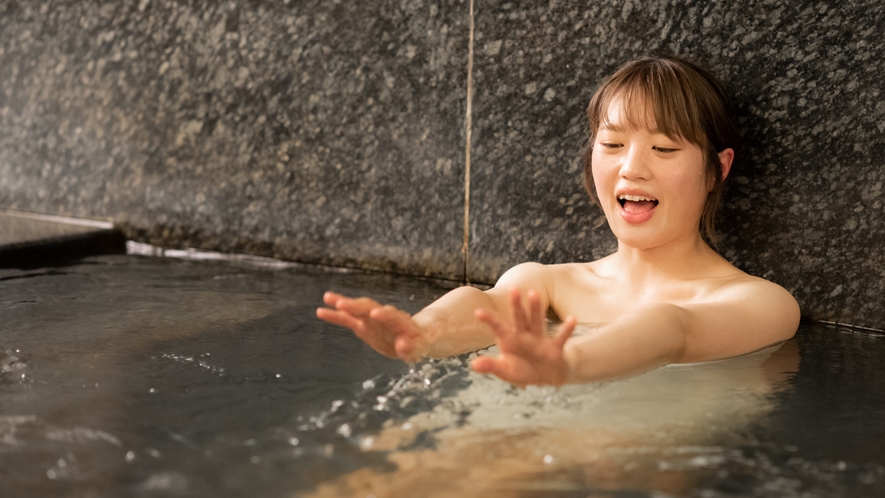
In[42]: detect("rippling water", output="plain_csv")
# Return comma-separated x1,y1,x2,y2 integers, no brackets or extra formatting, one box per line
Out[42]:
1,255,883,497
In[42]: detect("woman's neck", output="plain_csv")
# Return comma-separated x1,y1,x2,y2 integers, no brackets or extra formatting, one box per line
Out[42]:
611,233,726,283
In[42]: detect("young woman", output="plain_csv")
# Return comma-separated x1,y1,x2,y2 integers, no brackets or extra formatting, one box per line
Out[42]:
317,55,800,386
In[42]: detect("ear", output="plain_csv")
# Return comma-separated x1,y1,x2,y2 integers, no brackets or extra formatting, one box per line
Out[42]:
718,148,735,181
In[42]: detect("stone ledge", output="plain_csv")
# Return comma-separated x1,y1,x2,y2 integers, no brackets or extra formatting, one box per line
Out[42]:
0,210,125,268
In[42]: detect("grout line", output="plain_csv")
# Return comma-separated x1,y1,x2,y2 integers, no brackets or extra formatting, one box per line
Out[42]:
125,240,480,287
811,319,885,335
461,0,474,285
0,209,114,229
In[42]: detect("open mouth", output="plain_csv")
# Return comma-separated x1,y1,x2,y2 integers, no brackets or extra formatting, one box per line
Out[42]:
618,194,659,214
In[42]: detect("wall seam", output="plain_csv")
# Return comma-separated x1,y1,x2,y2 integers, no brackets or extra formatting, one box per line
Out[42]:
461,0,475,285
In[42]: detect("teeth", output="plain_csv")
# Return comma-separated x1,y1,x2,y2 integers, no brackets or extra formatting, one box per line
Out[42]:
618,194,656,202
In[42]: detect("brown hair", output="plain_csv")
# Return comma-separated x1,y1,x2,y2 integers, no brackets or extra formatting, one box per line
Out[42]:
583,55,740,247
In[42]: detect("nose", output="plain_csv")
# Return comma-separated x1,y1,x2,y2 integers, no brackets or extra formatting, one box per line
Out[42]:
619,146,651,181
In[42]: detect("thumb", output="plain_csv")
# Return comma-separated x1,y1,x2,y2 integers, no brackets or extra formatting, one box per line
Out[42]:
471,356,507,377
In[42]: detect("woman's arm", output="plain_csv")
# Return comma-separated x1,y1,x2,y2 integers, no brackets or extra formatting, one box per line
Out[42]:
317,263,555,362
474,278,800,384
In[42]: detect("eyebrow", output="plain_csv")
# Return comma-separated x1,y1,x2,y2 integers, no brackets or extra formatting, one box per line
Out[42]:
599,123,626,132
599,123,666,135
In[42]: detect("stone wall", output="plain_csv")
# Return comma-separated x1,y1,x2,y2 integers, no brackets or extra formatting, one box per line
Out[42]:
1,0,883,329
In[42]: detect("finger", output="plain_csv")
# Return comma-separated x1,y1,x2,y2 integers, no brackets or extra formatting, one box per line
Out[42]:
471,356,527,388
323,291,344,306
369,305,416,338
508,287,528,330
553,316,577,349
475,308,514,341
336,296,382,317
527,289,545,337
316,307,364,332
368,305,428,361
471,355,509,377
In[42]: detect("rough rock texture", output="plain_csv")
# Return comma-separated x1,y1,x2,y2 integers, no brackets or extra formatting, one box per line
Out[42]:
0,0,468,279
1,0,883,328
467,0,885,329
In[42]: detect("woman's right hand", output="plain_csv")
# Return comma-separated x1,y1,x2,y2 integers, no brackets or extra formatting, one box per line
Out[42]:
316,291,432,363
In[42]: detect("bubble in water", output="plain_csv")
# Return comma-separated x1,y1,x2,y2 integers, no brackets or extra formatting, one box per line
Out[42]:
337,424,352,438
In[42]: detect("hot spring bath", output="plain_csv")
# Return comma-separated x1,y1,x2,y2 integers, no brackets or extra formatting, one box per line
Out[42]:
1,253,883,497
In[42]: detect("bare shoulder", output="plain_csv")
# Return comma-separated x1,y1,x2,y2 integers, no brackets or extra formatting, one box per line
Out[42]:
713,272,799,313
492,262,591,310
494,261,551,288
680,272,801,361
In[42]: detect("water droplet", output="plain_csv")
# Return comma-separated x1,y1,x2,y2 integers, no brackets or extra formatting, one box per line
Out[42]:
360,437,374,450
275,373,281,378
362,379,375,390
46,469,57,479
402,423,413,430
288,437,299,446
837,460,847,471
149,388,156,393
57,458,66,468
125,451,135,462
543,454,554,464
337,424,352,438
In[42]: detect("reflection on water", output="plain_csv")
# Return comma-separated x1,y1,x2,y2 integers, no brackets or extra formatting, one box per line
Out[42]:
0,255,883,497
305,338,800,497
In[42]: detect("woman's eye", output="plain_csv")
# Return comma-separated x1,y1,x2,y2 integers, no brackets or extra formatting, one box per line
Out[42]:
600,143,622,149
653,146,679,153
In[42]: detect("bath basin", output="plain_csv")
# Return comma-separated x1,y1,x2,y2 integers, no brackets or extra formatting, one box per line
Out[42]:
1,253,883,497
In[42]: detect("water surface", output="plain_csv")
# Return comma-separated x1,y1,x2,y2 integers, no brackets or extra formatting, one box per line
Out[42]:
1,254,883,497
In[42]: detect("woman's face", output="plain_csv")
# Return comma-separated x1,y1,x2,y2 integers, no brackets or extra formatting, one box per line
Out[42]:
591,98,710,251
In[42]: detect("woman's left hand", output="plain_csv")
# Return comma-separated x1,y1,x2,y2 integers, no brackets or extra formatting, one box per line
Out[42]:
471,288,576,387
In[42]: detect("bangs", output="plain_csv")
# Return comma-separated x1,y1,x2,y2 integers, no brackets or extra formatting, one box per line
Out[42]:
590,60,711,149
583,55,741,249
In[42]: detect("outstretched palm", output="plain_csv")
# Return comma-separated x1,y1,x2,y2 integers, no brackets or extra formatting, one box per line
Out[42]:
471,288,576,387
316,291,430,363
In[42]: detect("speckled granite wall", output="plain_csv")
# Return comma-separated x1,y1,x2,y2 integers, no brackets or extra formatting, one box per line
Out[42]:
467,0,885,329
1,1,884,328
0,0,468,278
